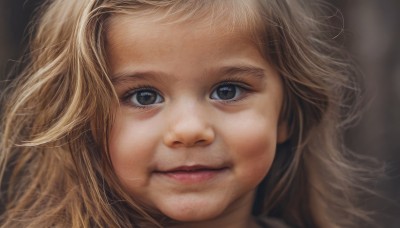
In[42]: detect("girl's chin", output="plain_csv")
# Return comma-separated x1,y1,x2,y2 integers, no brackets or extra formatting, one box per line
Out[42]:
156,199,227,222
162,207,224,222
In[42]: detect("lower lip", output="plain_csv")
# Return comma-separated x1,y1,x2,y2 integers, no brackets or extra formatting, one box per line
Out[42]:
156,169,227,184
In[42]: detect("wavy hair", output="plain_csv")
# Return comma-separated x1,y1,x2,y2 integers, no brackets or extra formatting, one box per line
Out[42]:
1,0,370,227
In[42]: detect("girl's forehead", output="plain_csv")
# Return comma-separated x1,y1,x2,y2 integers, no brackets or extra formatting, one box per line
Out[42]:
105,6,265,56
107,13,251,38
105,12,265,67
105,0,264,39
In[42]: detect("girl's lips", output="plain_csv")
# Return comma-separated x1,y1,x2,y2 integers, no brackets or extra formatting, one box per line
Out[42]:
155,165,228,184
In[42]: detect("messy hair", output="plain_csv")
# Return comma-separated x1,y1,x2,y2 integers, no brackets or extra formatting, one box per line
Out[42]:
1,0,369,227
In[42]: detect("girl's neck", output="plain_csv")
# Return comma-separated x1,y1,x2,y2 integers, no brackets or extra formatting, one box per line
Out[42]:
167,192,260,228
168,216,260,228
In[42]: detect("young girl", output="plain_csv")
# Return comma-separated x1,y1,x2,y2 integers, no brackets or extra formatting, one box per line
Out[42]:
0,0,370,227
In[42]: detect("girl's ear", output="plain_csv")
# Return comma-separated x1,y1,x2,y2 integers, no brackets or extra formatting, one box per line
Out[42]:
277,121,289,143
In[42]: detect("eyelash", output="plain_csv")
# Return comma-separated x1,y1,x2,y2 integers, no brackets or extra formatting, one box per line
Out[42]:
120,81,252,108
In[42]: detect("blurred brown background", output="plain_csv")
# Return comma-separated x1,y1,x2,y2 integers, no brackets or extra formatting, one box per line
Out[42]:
1,0,399,227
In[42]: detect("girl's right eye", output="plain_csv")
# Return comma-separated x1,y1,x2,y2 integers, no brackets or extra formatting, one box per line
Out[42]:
124,88,164,107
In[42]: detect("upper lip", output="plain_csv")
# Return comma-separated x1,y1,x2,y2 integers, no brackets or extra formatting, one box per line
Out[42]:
158,165,226,173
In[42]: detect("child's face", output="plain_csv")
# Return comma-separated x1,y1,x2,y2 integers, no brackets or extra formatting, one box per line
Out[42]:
107,13,287,225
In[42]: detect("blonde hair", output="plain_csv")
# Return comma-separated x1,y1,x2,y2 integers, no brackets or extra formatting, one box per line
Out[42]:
0,0,370,227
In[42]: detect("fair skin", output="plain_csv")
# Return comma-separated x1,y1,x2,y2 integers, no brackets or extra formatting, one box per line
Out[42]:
107,13,287,228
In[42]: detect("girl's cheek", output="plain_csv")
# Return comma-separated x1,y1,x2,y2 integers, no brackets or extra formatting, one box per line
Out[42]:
108,111,161,185
221,109,278,179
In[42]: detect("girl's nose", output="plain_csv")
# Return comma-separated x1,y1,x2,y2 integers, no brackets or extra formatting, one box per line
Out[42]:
163,105,215,148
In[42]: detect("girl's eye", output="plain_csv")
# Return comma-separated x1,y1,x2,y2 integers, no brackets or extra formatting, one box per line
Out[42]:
210,84,244,101
127,89,164,107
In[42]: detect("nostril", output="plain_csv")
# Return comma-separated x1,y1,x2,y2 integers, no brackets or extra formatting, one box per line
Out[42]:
171,140,184,147
164,131,215,148
170,139,207,147
195,139,208,146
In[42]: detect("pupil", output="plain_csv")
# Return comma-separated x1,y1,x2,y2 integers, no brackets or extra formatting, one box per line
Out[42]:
137,91,157,105
217,85,236,100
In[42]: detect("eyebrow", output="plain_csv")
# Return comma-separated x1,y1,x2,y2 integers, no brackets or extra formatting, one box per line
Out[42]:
111,65,266,86
216,65,266,79
111,71,168,86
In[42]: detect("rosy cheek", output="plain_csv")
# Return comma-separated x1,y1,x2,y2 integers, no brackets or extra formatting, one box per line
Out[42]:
238,133,275,179
224,112,277,181
108,113,158,187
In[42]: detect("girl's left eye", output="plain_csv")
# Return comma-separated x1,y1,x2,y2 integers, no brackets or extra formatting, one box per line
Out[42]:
125,89,164,107
210,83,246,101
